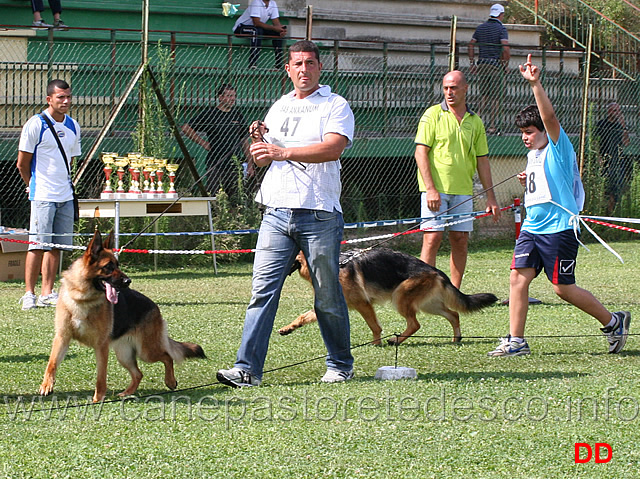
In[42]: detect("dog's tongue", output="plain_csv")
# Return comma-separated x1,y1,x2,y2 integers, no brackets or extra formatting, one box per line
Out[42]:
105,283,119,304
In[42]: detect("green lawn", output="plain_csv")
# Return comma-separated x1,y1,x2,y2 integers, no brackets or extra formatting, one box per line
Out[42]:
0,240,638,478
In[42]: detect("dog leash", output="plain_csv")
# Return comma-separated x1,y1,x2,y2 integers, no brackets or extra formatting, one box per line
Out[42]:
337,172,520,265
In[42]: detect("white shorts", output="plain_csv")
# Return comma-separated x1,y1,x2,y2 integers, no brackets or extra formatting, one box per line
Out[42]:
420,193,474,232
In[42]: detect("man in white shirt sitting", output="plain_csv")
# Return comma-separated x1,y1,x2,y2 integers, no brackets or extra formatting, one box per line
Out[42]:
233,0,287,68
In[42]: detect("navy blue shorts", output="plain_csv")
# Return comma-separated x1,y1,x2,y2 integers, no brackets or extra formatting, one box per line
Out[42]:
511,230,579,285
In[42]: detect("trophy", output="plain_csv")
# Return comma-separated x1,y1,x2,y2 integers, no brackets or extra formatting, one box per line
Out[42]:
166,163,179,198
141,157,155,197
128,159,143,198
100,152,117,199
149,166,157,198
114,157,129,198
155,159,167,197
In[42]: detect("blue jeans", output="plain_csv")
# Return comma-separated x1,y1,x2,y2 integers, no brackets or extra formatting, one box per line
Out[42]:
235,207,353,379
28,200,74,251
234,24,284,68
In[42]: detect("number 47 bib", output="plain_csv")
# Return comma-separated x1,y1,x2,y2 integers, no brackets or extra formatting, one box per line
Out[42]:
524,145,552,207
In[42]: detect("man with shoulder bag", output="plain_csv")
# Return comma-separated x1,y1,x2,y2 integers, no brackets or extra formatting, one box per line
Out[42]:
16,79,82,310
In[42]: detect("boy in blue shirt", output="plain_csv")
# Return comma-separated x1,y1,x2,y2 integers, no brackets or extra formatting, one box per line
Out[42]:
488,54,631,357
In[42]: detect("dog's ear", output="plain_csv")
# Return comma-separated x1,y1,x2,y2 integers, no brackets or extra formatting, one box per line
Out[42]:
102,231,115,250
87,228,103,261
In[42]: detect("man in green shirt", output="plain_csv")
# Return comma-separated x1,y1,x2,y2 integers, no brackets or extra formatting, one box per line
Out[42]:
414,70,501,288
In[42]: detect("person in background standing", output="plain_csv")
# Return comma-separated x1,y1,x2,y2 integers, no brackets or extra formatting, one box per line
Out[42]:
414,70,501,289
595,102,631,215
468,3,510,135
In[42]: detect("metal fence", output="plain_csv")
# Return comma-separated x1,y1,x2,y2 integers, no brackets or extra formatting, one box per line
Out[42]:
1,30,639,247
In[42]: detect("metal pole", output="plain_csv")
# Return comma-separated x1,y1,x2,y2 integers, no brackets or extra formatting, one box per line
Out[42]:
142,0,149,65
579,24,593,176
305,5,313,40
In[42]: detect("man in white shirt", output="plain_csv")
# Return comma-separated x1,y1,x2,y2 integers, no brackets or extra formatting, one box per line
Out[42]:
233,0,286,68
217,40,355,387
16,79,81,310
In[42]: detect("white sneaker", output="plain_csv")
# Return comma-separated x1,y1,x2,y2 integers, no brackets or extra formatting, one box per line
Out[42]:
601,311,631,354
37,291,58,307
321,369,354,383
487,336,531,357
32,20,53,29
19,292,37,311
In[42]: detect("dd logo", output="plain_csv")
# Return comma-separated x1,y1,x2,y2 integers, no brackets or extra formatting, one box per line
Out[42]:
574,443,612,464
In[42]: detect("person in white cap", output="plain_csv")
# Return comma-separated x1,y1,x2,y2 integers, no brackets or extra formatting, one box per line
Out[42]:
468,3,510,134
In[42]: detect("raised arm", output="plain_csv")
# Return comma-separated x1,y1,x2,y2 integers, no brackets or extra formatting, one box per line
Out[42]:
519,53,560,143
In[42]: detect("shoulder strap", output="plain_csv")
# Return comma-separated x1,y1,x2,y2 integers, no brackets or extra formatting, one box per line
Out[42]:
40,113,70,176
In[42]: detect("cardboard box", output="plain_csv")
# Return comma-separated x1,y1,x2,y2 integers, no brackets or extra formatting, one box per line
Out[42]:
0,230,29,282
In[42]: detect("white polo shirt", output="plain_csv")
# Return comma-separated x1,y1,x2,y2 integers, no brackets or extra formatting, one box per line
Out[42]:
19,111,82,202
233,0,280,30
256,85,354,212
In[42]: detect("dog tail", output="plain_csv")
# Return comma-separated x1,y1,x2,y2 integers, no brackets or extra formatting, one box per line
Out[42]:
167,338,206,362
445,283,498,313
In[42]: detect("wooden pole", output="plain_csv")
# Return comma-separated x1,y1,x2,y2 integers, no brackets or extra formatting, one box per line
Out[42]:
140,0,150,152
449,15,457,71
579,24,593,176
305,5,313,40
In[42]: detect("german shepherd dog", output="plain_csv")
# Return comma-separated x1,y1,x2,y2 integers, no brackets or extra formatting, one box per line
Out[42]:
40,230,205,402
279,248,497,345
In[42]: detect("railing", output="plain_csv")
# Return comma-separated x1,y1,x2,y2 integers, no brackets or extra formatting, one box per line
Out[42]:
516,0,640,79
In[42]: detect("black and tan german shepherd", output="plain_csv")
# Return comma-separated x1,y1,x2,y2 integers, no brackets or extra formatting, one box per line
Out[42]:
279,247,497,346
40,229,205,402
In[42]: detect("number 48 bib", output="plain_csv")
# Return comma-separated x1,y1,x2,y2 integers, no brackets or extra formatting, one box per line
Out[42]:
524,145,552,207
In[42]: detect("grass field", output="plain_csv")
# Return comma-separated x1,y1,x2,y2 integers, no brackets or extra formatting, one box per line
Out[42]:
0,239,638,478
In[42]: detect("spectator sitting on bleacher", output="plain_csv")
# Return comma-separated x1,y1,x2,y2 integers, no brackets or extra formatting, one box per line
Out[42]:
233,0,286,69
31,0,68,30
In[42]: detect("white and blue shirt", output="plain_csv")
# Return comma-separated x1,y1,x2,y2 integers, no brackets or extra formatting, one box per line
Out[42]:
233,0,280,30
257,85,354,213
19,111,82,202
523,127,585,234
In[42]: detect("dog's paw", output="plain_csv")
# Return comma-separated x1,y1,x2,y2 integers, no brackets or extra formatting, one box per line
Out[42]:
39,381,54,396
165,379,178,390
278,327,293,336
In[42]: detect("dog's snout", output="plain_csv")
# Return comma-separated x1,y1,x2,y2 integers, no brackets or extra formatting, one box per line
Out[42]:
288,259,302,276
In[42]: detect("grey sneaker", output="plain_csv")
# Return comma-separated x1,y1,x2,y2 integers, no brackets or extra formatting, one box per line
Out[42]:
32,20,53,29
321,369,354,383
601,311,631,354
19,292,38,311
53,19,68,31
216,367,261,388
37,291,58,307
488,336,531,357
